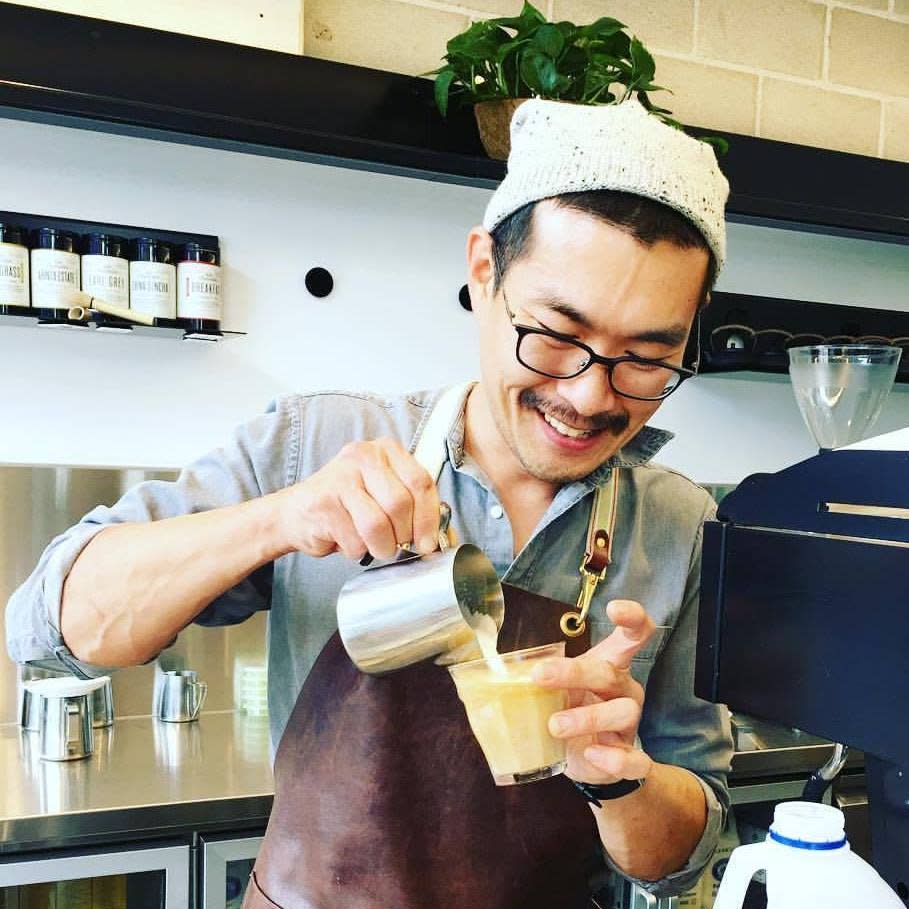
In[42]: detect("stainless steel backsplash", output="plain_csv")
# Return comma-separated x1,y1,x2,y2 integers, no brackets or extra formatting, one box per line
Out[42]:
0,466,267,726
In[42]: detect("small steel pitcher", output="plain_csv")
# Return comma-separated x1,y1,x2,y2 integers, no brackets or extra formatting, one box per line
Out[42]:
20,669,114,731
337,537,505,675
23,676,111,761
154,669,208,723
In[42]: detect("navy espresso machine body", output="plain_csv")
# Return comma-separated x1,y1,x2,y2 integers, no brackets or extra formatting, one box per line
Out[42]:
696,446,909,896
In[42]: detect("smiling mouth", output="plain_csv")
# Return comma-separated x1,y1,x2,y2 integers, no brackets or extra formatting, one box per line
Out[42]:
540,410,600,439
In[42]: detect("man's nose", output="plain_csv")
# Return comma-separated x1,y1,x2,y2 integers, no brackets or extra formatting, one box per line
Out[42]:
554,366,619,419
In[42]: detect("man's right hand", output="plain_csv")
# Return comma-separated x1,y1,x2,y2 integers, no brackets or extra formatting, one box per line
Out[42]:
275,438,441,561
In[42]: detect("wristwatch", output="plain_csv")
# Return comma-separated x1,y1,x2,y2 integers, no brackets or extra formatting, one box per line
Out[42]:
571,778,644,807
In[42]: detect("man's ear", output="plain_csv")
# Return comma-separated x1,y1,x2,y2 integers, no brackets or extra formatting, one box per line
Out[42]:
465,226,495,312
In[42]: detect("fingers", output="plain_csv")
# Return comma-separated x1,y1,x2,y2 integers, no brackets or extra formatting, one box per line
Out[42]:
549,696,640,739
320,439,439,559
587,599,656,671
533,655,627,698
581,744,654,782
339,485,397,560
357,450,419,554
380,441,440,554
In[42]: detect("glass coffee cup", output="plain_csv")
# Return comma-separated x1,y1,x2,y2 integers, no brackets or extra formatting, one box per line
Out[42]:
448,642,568,786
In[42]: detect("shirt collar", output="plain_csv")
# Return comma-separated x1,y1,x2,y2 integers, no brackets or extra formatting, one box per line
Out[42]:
584,424,674,486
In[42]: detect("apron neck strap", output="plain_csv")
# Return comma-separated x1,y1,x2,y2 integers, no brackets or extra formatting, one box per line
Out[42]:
411,382,475,482
561,469,621,638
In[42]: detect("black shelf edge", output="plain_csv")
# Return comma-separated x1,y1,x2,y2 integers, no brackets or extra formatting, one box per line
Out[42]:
0,210,218,251
1,3,908,242
0,311,244,342
697,290,909,383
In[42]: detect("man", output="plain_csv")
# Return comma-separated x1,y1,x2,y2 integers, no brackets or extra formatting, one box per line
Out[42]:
7,99,732,907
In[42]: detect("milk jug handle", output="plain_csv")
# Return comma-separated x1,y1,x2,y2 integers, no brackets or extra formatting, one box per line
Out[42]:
712,842,767,909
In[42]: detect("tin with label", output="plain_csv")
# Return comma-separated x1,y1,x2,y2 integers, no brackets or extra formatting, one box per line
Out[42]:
31,227,80,317
81,233,129,307
130,237,176,319
0,223,30,313
177,242,222,334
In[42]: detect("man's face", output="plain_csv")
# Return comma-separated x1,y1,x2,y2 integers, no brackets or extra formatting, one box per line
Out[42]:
467,200,709,485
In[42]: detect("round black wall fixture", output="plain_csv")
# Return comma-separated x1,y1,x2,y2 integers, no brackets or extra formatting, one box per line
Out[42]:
458,284,472,311
305,267,334,298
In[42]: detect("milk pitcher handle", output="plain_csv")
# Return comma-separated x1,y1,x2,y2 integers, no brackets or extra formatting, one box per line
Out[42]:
713,842,767,909
191,681,208,720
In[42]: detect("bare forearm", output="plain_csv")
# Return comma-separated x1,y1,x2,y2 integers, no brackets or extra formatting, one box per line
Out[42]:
591,763,707,881
61,494,291,666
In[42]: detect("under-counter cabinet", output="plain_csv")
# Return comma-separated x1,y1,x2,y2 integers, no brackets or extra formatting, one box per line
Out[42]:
199,835,263,909
0,843,190,908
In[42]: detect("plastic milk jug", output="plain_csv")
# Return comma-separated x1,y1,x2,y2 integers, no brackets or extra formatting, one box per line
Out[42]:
714,802,904,909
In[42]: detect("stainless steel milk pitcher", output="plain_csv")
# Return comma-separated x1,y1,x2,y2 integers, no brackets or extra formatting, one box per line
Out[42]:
23,676,111,761
155,669,208,723
337,540,505,675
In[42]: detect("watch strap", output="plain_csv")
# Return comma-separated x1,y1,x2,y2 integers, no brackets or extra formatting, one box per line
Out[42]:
571,777,643,807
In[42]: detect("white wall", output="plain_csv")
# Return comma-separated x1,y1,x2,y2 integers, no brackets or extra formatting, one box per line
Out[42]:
3,0,303,52
1,115,908,483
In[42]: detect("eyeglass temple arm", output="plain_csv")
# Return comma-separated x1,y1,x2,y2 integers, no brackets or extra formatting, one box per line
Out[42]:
687,315,703,373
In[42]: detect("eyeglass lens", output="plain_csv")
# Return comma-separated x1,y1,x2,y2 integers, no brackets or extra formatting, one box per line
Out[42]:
517,332,683,399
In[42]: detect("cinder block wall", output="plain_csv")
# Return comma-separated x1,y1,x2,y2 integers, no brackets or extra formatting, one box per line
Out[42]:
304,0,909,163
11,0,909,161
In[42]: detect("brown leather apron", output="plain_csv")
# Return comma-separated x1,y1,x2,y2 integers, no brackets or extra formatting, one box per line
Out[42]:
244,582,601,909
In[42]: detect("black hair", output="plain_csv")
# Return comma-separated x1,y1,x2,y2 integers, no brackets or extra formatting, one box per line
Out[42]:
490,191,717,306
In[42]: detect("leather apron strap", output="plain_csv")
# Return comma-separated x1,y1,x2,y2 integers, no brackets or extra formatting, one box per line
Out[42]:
411,382,474,482
561,470,621,638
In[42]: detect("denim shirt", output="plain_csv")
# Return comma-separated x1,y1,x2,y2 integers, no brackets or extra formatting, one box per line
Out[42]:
6,385,733,896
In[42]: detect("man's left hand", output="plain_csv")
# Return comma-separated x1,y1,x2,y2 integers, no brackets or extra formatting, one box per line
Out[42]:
532,599,655,786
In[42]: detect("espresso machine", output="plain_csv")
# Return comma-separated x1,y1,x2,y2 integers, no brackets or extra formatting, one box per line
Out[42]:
696,345,909,900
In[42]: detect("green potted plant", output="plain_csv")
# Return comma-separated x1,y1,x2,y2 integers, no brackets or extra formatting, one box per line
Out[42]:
428,1,726,160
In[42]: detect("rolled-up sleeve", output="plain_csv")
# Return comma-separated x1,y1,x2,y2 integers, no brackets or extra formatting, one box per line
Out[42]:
606,506,733,897
5,398,296,678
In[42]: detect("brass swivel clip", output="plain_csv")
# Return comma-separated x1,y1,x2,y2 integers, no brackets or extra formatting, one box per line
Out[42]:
560,534,609,638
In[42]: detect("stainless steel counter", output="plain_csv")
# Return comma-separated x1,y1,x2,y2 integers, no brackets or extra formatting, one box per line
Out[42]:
1,707,862,855
0,711,274,854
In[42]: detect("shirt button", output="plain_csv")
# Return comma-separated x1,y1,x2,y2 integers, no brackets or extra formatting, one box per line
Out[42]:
490,505,504,519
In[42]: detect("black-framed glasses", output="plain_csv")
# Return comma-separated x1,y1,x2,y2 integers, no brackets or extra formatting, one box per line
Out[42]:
502,286,698,402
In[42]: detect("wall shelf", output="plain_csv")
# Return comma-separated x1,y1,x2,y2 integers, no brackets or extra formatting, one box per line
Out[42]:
0,312,244,342
0,3,908,245
695,291,909,382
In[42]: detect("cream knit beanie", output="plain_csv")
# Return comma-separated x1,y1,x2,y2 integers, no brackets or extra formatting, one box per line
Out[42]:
482,98,730,270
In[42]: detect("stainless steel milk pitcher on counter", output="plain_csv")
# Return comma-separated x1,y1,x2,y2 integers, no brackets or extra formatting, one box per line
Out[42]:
22,675,111,761
154,669,208,722
337,503,505,675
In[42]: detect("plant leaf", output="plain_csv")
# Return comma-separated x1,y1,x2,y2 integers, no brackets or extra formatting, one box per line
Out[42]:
554,20,576,38
580,16,626,39
519,1,547,24
629,36,655,84
699,135,730,156
447,21,509,62
636,91,674,116
492,1,546,32
657,114,685,131
559,45,588,76
533,22,565,58
587,31,631,60
433,68,457,117
496,36,530,61
520,48,560,95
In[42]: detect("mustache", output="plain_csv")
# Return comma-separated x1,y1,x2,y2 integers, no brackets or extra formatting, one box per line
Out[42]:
519,389,630,435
